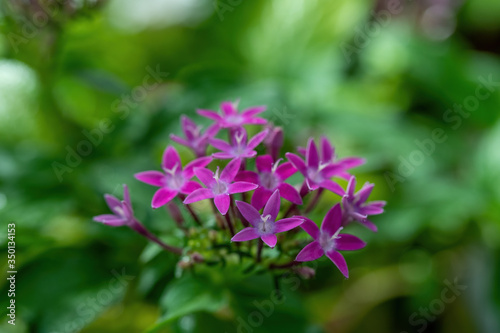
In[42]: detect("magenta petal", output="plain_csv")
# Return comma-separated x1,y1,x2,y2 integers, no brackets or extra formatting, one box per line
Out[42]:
320,136,334,162
228,182,258,194
184,157,212,178
134,171,164,187
300,218,320,240
180,181,202,194
123,184,131,208
295,241,324,262
320,165,344,178
321,204,342,237
221,101,237,115
320,179,345,196
263,189,281,221
152,188,177,208
93,214,126,226
197,109,222,121
214,194,230,215
339,157,366,169
251,187,272,210
359,205,384,215
170,134,190,147
360,219,378,232
275,162,297,180
346,176,356,197
231,227,260,242
194,168,215,187
326,250,349,278
286,153,307,174
246,117,267,125
306,138,319,169
236,200,261,226
336,234,366,251
210,138,232,152
220,158,241,182
261,234,277,248
213,152,235,159
278,183,302,205
205,123,220,138
297,146,306,156
242,106,266,117
183,188,214,204
357,183,374,203
235,171,259,184
162,146,181,170
274,217,303,233
104,194,122,215
247,130,269,150
256,155,273,172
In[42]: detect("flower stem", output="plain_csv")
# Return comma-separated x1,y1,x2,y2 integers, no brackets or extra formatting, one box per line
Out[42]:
269,260,298,269
283,203,298,218
131,220,182,255
224,211,235,237
305,188,324,214
256,239,263,263
178,194,203,227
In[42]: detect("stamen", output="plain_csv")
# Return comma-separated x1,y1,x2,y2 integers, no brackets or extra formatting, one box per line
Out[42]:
332,226,343,239
235,131,245,146
164,163,180,176
213,166,220,183
271,158,283,173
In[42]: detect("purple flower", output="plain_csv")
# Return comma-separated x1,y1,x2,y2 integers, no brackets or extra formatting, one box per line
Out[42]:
295,204,366,278
210,127,269,159
170,115,219,157
263,126,283,161
197,101,267,128
93,184,136,227
135,146,212,209
286,138,345,196
235,155,302,210
341,176,386,232
183,158,258,215
231,190,304,248
297,136,365,180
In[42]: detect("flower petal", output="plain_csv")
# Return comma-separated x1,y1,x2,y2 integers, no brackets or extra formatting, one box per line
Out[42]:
274,217,303,233
251,187,272,210
320,179,345,196
285,153,307,174
320,136,334,162
197,109,222,121
300,218,320,240
245,117,267,125
184,157,212,178
93,214,127,226
214,194,230,215
360,219,378,232
180,180,202,194
104,194,122,215
247,129,269,150
339,157,366,169
170,134,190,147
213,152,236,159
256,155,273,172
231,227,260,242
235,171,259,184
210,138,232,152
221,101,237,116
194,168,215,187
295,241,324,262
181,115,197,139
220,158,241,182
278,183,302,205
357,183,374,203
228,182,258,194
236,200,261,226
263,189,281,222
242,105,266,117
359,204,385,215
306,138,319,169
346,176,356,197
134,171,164,187
336,234,366,251
152,188,177,208
261,234,277,248
162,146,181,170
123,184,131,208
183,188,214,204
275,162,297,180
321,203,342,237
326,250,349,278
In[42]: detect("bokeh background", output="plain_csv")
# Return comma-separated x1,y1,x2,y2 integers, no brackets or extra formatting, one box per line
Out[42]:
1,0,500,332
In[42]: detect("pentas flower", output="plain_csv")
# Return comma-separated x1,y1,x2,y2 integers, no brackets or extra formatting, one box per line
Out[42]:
210,127,269,159
263,125,283,161
235,155,302,210
297,136,365,180
341,176,386,232
231,190,304,248
134,146,212,208
296,204,366,278
286,138,345,196
94,184,136,227
170,115,219,157
197,101,267,128
184,158,258,215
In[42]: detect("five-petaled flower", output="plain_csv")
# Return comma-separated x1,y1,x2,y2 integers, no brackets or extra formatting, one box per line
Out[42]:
197,101,267,128
170,115,219,157
231,190,304,248
210,127,269,160
295,204,366,278
183,158,258,215
93,184,136,227
286,138,346,196
341,176,386,232
134,146,212,209
236,155,302,210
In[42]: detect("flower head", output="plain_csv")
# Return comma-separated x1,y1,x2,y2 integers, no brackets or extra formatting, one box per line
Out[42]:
93,184,135,227
170,115,219,157
295,204,366,278
210,127,269,160
197,101,267,129
134,146,212,208
286,138,346,196
232,190,304,248
341,176,386,232
235,155,302,210
183,158,258,215
263,126,284,161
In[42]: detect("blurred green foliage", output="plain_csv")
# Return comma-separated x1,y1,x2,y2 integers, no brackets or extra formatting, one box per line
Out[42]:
0,0,499,332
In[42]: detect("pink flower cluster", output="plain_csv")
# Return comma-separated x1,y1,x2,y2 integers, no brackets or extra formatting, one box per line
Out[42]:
94,101,385,278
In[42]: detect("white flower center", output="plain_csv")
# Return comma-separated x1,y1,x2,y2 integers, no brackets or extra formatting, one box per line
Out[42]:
319,227,343,252
212,167,228,194
257,214,274,235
